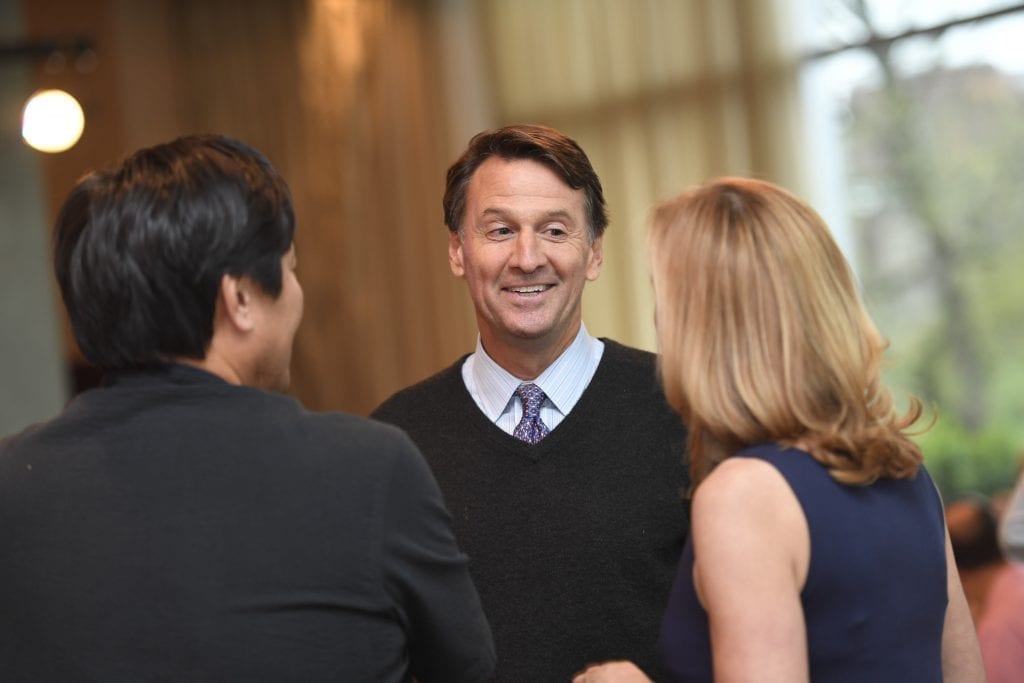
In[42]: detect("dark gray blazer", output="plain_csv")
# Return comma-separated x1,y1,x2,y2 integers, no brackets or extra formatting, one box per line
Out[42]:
0,363,494,682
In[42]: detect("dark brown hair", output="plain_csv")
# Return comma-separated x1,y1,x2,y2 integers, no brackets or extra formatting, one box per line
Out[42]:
443,124,608,240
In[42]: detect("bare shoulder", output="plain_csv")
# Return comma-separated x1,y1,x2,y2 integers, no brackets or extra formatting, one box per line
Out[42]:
691,454,809,591
692,456,795,521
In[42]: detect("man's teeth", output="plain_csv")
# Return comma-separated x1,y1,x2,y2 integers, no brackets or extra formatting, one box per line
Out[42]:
511,285,548,293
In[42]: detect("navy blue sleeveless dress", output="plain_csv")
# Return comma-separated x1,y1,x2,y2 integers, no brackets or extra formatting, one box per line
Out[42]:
659,443,947,682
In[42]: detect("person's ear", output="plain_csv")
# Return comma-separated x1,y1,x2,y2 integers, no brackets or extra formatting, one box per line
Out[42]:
585,236,604,282
449,230,466,277
218,273,257,333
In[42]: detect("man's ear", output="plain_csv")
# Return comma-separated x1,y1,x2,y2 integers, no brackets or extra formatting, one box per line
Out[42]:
448,230,465,277
585,236,604,282
218,273,257,333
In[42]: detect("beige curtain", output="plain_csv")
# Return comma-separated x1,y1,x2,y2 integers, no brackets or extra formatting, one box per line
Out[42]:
153,0,804,405
102,0,479,415
473,0,805,352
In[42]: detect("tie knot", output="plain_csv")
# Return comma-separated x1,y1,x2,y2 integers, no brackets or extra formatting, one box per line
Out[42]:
516,383,546,418
513,383,550,444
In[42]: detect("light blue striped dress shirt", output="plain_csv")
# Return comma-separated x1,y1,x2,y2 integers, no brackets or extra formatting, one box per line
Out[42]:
461,324,605,435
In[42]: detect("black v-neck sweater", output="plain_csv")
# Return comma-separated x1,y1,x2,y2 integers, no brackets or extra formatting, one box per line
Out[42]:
372,340,690,682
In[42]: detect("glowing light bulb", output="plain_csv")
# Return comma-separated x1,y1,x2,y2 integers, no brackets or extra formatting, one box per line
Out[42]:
21,89,85,153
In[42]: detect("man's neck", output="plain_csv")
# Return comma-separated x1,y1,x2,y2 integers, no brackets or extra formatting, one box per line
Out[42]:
176,349,244,386
480,326,581,381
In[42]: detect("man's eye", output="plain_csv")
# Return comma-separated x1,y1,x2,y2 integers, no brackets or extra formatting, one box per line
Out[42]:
489,226,513,237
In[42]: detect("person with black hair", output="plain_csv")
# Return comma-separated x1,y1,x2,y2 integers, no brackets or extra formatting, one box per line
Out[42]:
947,494,1007,624
948,493,1024,682
0,134,494,682
372,125,689,682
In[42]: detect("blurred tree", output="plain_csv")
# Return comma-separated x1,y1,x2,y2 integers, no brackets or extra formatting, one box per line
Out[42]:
835,0,1024,496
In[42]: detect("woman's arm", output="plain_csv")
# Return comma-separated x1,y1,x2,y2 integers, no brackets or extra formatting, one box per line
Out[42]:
940,522,987,682
691,457,810,683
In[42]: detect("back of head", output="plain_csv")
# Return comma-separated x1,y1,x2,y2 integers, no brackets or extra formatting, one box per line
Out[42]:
948,495,1004,569
54,134,295,372
649,177,923,485
442,123,608,240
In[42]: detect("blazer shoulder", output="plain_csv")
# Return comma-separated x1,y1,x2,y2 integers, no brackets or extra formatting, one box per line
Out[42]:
303,407,417,451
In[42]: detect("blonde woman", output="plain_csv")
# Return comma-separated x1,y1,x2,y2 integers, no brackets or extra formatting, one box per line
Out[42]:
574,178,984,682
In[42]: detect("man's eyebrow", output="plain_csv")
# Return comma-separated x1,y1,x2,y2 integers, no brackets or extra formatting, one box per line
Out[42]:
480,207,512,220
480,207,575,223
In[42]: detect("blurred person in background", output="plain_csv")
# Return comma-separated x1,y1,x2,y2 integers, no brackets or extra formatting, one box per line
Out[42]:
947,494,1008,625
974,464,1024,683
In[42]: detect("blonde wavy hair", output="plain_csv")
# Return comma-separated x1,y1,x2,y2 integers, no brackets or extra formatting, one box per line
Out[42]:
649,177,925,487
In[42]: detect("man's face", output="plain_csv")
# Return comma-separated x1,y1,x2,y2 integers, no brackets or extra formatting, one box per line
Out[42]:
449,157,603,366
251,243,304,392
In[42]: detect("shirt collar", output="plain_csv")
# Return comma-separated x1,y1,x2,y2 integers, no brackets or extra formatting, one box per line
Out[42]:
469,324,600,420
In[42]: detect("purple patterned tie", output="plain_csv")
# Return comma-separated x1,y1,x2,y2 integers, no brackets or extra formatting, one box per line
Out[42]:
513,383,550,444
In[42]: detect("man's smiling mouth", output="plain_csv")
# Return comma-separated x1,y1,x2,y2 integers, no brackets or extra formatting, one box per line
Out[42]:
507,284,554,294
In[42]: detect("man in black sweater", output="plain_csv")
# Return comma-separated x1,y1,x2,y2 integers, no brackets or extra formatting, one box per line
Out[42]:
0,135,494,682
372,124,689,681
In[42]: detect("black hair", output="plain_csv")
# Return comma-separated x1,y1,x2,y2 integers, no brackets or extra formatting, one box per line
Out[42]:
442,124,608,240
53,134,295,371
948,494,1004,569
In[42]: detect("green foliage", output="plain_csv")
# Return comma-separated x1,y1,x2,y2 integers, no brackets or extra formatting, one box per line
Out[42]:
915,416,1023,501
844,64,1024,502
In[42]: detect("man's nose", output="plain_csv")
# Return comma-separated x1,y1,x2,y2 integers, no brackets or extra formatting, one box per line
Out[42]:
510,230,546,272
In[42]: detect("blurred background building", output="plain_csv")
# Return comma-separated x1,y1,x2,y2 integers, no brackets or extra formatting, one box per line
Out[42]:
2,0,1022,500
